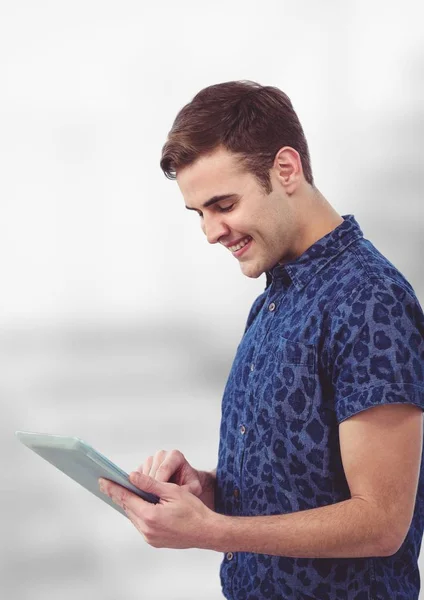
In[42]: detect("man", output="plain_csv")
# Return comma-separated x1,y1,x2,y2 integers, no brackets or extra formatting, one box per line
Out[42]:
99,81,424,599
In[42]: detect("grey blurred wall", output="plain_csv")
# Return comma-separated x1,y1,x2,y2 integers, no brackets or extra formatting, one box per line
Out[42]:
1,1,424,598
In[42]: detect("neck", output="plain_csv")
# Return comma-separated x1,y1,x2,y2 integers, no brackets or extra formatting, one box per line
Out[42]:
291,188,344,259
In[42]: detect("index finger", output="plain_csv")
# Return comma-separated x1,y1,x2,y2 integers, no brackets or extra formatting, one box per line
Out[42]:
154,451,185,483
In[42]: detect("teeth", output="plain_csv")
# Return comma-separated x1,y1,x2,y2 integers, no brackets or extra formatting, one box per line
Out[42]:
229,237,251,252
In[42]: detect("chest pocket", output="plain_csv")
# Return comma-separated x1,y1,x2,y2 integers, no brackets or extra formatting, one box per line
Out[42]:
253,336,317,424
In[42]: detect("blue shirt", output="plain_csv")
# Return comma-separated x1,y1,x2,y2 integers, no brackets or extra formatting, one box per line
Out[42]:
215,215,424,600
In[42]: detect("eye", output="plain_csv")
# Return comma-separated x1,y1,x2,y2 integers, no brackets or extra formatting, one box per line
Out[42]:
217,204,234,213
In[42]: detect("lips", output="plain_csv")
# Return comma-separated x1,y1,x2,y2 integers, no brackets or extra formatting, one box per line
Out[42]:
232,237,253,259
226,236,252,253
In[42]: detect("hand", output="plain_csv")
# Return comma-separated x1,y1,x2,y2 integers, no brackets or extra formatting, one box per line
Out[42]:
138,449,203,497
99,472,218,549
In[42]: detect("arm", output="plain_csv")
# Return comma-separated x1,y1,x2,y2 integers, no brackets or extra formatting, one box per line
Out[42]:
100,404,422,555
208,403,422,558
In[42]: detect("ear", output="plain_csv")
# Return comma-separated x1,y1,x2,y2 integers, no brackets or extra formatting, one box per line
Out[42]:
272,146,302,194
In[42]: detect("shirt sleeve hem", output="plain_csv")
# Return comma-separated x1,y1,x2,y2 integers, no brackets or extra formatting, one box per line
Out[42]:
336,383,424,423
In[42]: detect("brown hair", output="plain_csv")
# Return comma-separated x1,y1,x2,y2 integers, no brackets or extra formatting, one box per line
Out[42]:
160,80,314,193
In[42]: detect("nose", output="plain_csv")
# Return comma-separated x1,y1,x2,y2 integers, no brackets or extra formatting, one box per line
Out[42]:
202,214,230,244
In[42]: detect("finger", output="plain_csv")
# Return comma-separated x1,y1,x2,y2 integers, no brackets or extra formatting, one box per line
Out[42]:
137,456,153,476
155,450,185,483
99,477,155,521
99,478,139,509
149,450,167,479
99,477,118,496
129,471,172,500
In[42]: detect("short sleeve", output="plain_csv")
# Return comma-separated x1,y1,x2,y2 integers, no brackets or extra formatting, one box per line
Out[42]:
326,278,424,423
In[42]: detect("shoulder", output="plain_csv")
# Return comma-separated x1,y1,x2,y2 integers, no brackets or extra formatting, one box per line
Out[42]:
329,237,421,320
320,243,424,379
326,273,424,360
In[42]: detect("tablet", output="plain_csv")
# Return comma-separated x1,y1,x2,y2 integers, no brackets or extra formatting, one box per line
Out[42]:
15,431,160,518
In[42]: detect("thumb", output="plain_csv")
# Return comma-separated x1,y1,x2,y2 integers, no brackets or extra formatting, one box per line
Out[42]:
183,479,202,496
129,471,171,498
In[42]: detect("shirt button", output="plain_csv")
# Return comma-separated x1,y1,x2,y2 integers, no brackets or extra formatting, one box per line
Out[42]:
233,488,240,499
240,425,246,435
268,302,276,312
226,552,234,561
250,363,255,372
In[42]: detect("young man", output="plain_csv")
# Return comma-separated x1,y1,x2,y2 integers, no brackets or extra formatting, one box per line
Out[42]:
99,81,424,599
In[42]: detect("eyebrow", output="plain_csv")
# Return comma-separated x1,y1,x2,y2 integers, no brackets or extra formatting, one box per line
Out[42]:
185,193,241,211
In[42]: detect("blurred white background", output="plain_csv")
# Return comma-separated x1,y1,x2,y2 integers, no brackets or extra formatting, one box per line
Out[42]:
1,0,424,598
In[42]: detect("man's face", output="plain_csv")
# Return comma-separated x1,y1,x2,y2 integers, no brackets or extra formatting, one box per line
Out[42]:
176,146,298,278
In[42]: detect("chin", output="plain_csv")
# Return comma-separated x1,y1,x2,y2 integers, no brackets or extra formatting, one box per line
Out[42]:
240,262,264,279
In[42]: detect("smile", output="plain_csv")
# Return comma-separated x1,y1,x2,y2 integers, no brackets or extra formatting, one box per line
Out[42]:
228,236,252,253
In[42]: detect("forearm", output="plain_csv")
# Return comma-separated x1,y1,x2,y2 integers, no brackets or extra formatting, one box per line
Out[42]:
208,497,398,558
198,468,216,511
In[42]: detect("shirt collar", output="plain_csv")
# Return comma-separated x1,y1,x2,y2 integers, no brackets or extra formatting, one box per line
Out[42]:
266,214,364,291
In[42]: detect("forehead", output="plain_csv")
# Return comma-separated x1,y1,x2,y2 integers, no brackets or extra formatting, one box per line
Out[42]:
176,147,251,206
